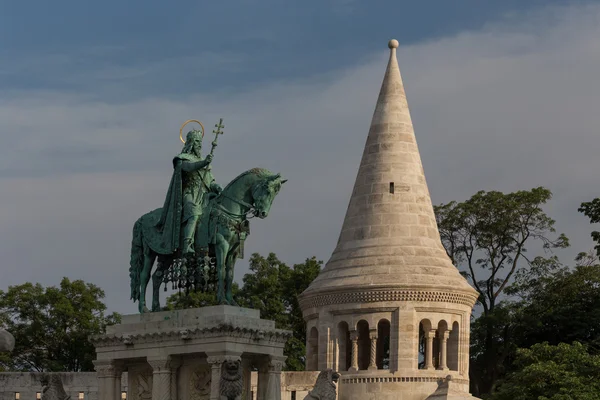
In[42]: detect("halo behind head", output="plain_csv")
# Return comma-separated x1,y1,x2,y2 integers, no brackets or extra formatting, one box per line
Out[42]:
179,119,205,143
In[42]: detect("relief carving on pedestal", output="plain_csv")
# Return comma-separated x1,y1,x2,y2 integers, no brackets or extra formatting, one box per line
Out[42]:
189,366,211,400
136,372,153,400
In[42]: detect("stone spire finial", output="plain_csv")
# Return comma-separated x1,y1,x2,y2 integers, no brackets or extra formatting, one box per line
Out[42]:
300,40,477,301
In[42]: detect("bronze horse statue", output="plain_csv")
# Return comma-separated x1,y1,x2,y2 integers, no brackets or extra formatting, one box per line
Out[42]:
129,168,286,313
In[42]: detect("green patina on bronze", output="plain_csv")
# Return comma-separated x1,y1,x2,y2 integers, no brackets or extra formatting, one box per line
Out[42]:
129,119,286,313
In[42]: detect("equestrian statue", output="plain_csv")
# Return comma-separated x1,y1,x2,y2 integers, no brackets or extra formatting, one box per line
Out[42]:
129,119,286,313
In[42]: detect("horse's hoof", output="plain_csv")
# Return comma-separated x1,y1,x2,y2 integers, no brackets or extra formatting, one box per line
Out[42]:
143,306,150,313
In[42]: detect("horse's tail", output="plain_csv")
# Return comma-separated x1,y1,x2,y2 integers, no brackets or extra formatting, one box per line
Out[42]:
129,217,144,303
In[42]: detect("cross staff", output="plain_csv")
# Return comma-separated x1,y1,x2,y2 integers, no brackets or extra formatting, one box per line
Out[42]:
210,118,224,157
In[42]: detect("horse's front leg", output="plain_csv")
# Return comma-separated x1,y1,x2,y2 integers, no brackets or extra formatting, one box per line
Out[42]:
214,232,230,305
151,257,170,312
139,246,156,314
225,243,240,306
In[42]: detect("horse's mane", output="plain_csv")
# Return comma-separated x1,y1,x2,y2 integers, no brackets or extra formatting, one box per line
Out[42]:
221,167,273,193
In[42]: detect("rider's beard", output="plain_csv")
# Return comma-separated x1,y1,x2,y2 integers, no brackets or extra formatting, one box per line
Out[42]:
193,145,202,158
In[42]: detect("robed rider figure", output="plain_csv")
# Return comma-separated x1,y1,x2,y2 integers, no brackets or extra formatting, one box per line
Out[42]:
156,129,222,255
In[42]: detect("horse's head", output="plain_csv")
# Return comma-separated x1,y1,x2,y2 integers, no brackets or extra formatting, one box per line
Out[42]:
251,173,287,219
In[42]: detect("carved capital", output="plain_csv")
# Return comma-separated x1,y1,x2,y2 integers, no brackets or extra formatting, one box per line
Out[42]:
148,357,177,373
425,329,437,339
442,330,451,340
268,358,284,373
369,330,378,340
350,330,359,341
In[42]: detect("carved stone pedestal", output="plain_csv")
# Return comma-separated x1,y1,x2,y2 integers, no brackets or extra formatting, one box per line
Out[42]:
92,306,290,400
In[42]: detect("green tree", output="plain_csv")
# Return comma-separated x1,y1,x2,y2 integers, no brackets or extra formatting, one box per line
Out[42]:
281,257,322,371
238,253,291,328
0,278,120,372
579,198,600,256
237,253,321,370
491,342,600,400
435,187,568,395
164,283,241,310
507,254,600,354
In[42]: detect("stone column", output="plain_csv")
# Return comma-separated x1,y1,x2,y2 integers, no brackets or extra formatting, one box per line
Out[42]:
265,358,284,400
257,364,268,400
368,331,378,370
94,360,122,400
425,330,436,370
242,358,253,400
169,358,181,400
148,357,176,400
207,356,224,400
256,357,284,400
438,331,450,371
349,331,359,372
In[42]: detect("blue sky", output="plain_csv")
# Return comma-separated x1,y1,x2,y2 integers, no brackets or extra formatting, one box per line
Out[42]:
0,0,589,99
1,1,600,314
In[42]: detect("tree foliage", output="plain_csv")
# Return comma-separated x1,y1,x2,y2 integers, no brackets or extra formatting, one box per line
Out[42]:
579,198,600,256
435,187,568,315
491,342,600,400
435,187,568,396
0,278,120,372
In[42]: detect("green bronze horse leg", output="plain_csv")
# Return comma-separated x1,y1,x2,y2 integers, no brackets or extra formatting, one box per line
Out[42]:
139,245,156,314
151,257,170,312
214,232,230,305
225,243,239,306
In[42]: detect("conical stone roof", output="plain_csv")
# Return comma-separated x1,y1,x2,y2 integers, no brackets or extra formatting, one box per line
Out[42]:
301,40,477,305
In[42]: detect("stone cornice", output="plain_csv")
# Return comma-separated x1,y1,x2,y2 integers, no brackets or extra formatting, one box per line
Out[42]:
340,375,469,385
91,323,292,348
299,287,478,311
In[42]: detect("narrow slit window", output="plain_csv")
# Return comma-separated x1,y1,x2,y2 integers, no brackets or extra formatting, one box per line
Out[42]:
79,393,84,400
35,394,40,400
15,393,20,400
389,182,395,194
121,392,127,400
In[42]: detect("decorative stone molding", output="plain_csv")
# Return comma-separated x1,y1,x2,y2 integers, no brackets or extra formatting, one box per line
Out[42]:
206,355,242,365
91,323,292,348
341,376,469,385
300,289,478,309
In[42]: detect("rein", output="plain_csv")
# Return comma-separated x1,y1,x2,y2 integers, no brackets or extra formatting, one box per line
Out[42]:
215,192,256,219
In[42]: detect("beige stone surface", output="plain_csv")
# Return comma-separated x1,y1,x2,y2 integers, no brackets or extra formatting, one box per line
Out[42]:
299,40,479,400
92,305,290,400
301,40,476,301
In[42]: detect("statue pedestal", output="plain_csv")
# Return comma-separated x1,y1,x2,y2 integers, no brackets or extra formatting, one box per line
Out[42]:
91,306,290,400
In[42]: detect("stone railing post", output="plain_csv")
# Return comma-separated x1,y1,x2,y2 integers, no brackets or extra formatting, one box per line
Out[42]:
438,331,450,371
349,330,359,372
148,357,176,400
368,330,378,370
94,360,123,400
425,330,436,370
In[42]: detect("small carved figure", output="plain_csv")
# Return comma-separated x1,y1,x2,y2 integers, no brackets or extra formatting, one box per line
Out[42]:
219,359,243,400
40,374,70,400
0,328,15,352
303,369,340,400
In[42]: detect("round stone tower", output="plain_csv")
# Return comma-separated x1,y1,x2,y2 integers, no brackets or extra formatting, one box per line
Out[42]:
299,40,479,400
